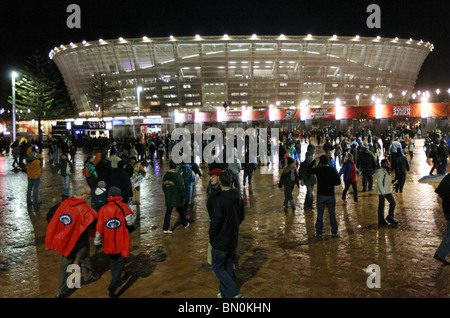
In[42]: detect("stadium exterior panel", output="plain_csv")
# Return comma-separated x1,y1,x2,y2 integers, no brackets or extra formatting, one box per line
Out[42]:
50,35,432,117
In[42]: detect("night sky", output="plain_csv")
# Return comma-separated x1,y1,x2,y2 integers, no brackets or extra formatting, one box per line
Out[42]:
0,0,448,104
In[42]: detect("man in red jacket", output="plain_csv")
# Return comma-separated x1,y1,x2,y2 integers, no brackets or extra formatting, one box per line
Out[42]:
45,185,99,298
94,186,136,298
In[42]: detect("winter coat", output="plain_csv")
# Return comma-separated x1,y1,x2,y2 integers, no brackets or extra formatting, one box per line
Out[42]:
339,160,359,182
357,150,376,172
278,165,300,189
299,159,316,185
209,188,245,253
26,150,43,179
394,154,410,176
376,167,393,195
162,169,186,208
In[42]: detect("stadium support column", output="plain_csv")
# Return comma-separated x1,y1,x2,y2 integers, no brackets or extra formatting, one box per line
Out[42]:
339,119,348,134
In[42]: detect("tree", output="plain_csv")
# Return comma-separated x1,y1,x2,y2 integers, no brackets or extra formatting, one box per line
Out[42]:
9,50,75,142
86,73,117,119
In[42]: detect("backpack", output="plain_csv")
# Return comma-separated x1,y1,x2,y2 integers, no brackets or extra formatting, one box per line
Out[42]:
82,166,91,177
93,190,107,210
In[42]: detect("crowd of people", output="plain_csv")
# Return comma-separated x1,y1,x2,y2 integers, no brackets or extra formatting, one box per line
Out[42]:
7,124,449,298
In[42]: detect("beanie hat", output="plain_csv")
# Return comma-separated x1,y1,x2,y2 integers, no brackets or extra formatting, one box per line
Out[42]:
108,186,121,197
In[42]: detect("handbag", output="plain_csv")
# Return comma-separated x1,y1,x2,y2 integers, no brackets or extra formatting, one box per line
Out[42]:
112,201,136,233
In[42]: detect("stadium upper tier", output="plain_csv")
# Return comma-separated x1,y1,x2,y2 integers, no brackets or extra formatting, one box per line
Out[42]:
50,35,432,116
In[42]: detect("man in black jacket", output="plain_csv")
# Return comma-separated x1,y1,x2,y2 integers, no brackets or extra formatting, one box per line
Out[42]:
108,160,133,204
209,171,245,298
307,155,342,238
358,147,377,192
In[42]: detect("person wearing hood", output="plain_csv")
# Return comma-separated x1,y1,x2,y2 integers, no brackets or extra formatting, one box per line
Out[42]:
94,186,136,298
45,185,99,298
226,147,242,193
93,181,108,211
108,160,133,204
210,170,245,298
162,160,190,233
299,152,316,211
26,144,43,205
392,147,410,193
339,153,359,202
58,154,73,199
278,157,300,212
376,159,398,225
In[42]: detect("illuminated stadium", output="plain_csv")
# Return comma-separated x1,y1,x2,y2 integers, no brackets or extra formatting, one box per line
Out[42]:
49,35,433,116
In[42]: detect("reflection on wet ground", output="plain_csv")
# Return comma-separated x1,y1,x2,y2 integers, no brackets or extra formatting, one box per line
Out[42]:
0,139,449,298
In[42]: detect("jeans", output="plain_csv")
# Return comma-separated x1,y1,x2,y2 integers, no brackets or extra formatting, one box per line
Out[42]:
316,195,338,235
61,175,70,197
243,171,253,186
362,170,373,191
342,180,358,201
27,177,40,204
233,173,241,192
211,247,241,298
304,184,314,209
378,193,396,222
283,186,295,209
395,173,406,192
109,254,127,290
163,206,188,231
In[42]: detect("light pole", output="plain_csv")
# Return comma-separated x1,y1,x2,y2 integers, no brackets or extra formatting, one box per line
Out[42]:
137,86,143,117
11,71,17,142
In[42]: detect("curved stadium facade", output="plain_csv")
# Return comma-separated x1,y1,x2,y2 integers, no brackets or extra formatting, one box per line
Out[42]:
50,35,432,116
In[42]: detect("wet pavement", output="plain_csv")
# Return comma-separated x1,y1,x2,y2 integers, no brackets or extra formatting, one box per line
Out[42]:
0,139,449,298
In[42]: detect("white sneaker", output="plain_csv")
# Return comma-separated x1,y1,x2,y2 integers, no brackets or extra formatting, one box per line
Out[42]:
217,293,222,298
184,222,190,229
163,230,172,234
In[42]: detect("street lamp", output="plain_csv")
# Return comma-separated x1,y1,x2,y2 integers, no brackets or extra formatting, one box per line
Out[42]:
11,71,17,142
137,86,143,117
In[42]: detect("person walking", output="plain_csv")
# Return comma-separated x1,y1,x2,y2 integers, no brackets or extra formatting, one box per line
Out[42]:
108,160,133,205
58,154,73,199
94,186,137,297
11,140,20,169
433,173,450,265
357,147,376,192
376,159,398,225
392,148,410,193
278,157,300,212
307,155,342,238
162,160,190,233
45,185,99,298
299,152,316,211
84,156,98,198
339,153,359,202
243,151,257,187
202,168,223,270
26,144,43,205
407,138,415,160
210,171,245,298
